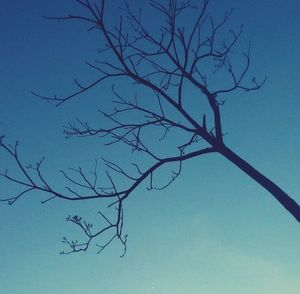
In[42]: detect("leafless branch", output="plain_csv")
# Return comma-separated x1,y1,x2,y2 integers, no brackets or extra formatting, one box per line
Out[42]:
2,0,297,257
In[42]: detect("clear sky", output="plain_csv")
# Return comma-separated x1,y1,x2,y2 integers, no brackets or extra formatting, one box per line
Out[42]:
0,0,299,293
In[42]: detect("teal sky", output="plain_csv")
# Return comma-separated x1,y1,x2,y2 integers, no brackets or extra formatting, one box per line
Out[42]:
0,1,299,293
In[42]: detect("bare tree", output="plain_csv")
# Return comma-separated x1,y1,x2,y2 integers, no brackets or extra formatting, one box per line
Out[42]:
1,0,299,256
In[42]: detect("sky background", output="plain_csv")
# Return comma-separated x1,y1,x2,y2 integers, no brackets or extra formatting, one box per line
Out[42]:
0,0,300,293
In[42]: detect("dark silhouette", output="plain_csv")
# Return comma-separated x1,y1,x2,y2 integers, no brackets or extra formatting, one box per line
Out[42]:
1,0,299,255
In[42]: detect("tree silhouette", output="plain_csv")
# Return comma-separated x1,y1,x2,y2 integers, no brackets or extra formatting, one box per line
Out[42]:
1,0,299,256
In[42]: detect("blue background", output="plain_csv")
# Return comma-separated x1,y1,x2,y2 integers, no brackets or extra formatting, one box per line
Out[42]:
0,0,299,293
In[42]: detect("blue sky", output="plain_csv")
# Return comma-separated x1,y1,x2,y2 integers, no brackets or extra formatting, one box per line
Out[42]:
0,0,299,293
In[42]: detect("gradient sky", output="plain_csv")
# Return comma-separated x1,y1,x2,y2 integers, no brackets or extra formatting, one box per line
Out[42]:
0,1,299,293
